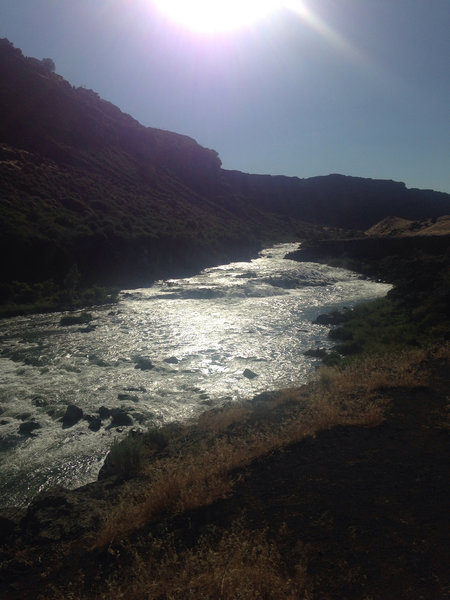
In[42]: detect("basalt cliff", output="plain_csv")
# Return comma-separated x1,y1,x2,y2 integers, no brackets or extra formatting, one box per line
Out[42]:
1,37,450,301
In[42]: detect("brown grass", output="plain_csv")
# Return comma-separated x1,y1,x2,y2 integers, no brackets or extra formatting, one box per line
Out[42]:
49,520,309,600
89,348,432,552
40,346,449,600
125,524,308,600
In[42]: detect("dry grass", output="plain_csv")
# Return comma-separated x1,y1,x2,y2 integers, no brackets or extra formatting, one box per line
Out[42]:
301,348,430,430
50,520,309,600
92,430,284,549
196,405,251,433
89,348,433,551
125,524,308,600
39,346,449,600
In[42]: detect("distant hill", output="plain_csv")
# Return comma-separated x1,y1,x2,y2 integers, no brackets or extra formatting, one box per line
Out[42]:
1,38,450,295
365,215,450,237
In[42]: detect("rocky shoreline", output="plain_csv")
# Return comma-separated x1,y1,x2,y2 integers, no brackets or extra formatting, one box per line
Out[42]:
1,225,449,599
0,345,449,599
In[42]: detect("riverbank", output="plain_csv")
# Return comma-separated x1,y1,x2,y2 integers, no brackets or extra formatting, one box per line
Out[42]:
287,226,450,361
0,280,120,319
1,343,449,599
1,231,449,599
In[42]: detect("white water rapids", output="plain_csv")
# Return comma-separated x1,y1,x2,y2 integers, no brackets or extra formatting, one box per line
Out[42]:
0,244,391,508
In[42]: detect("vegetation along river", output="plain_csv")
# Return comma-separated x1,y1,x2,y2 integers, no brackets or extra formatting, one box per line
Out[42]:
0,244,391,508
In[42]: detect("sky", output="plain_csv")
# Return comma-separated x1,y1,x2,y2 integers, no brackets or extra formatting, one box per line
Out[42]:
1,0,449,193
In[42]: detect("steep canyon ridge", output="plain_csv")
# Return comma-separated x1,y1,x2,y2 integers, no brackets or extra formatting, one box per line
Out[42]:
1,38,449,302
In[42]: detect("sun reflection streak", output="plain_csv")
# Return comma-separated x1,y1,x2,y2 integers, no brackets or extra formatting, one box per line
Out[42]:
283,0,367,64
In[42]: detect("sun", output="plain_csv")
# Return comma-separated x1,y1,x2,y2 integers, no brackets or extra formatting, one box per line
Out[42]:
152,0,281,34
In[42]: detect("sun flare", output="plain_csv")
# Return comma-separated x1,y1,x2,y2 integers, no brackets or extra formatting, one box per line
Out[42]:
152,0,281,33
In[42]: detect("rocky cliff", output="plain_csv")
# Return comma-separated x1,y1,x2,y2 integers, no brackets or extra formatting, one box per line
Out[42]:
1,38,450,296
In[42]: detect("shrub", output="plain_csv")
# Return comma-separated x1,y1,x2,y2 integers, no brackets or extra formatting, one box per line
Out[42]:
145,426,169,451
107,435,145,480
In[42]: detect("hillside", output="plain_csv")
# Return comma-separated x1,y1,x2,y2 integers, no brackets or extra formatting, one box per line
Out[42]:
366,215,450,237
1,37,450,312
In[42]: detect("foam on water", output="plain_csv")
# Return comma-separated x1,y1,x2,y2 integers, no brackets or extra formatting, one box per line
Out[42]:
0,244,391,507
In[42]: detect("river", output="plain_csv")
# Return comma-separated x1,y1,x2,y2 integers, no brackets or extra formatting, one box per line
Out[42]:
0,243,391,508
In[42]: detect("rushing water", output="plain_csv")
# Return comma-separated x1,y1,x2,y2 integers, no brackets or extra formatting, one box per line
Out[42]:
0,244,391,508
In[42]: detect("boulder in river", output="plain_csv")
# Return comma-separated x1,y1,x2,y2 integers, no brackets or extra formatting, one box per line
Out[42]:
32,396,49,408
164,356,179,364
98,406,112,420
304,348,329,359
109,410,133,427
59,312,93,327
243,368,258,379
117,393,139,402
134,357,154,371
16,412,32,421
313,311,347,326
88,417,102,432
19,421,41,436
62,404,84,428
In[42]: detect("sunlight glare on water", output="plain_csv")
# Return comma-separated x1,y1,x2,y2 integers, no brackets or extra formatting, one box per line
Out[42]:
0,243,391,507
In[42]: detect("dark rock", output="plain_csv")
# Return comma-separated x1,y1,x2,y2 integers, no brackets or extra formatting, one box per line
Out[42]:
62,404,83,428
84,414,102,431
243,368,258,379
98,406,112,419
19,421,41,435
0,419,10,425
117,393,139,402
134,357,154,371
110,410,133,427
59,312,93,327
313,311,347,326
89,355,109,367
78,324,96,333
328,326,353,341
304,348,329,358
16,412,32,421
32,396,49,407
164,356,179,364
129,412,147,424
88,418,102,432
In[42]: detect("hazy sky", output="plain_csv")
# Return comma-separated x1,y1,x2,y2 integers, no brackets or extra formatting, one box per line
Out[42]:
1,0,449,193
